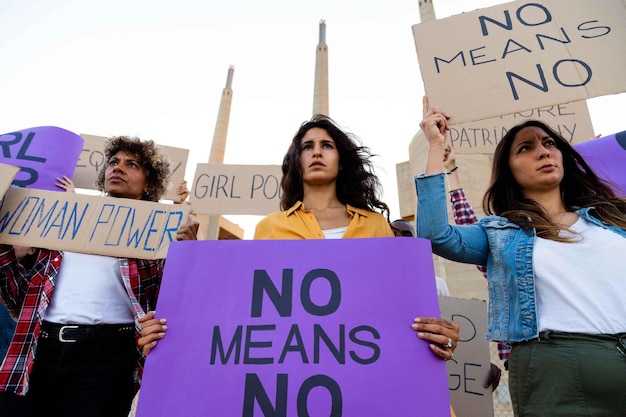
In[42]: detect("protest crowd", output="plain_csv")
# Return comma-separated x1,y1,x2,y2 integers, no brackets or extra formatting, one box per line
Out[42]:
2,1,626,417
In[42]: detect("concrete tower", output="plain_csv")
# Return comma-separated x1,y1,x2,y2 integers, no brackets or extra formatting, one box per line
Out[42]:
208,66,234,164
200,66,243,240
312,20,329,116
418,0,436,22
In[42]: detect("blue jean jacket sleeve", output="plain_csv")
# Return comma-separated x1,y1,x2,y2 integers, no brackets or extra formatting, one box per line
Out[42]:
414,173,489,266
0,302,16,358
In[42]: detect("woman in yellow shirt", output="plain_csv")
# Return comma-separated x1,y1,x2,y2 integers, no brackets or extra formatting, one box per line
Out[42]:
254,115,458,416
139,115,459,416
254,114,392,240
253,115,458,360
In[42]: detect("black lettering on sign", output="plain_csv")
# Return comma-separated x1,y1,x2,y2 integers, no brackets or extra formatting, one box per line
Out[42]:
479,2,552,36
242,373,342,417
1,131,47,187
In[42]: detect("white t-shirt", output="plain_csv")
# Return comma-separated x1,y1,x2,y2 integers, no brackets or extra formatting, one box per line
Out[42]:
323,226,348,239
44,252,135,324
534,216,626,334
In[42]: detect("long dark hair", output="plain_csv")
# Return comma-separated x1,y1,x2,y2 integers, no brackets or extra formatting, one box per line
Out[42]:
483,120,626,239
280,114,389,220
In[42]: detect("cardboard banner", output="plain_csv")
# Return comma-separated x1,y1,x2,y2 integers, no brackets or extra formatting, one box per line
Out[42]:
75,134,189,202
0,187,190,259
0,126,84,190
0,164,20,197
189,164,282,215
413,0,626,124
137,238,450,417
439,297,494,417
450,101,594,154
575,130,626,196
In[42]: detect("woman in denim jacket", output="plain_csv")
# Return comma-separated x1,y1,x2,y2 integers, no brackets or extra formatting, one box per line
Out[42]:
415,97,626,416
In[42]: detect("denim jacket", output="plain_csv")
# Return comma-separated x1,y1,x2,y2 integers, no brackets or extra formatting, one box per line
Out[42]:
0,302,16,359
415,173,626,344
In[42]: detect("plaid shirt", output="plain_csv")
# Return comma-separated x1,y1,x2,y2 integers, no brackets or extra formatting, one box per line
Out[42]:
0,248,164,395
449,189,511,361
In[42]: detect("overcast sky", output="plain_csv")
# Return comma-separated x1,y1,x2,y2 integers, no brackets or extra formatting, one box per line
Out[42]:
2,0,624,238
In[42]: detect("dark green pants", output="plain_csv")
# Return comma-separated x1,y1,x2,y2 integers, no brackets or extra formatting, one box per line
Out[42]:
509,331,626,417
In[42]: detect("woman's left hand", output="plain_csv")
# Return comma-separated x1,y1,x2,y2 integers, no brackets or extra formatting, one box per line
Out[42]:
411,316,460,360
138,311,167,357
176,218,199,241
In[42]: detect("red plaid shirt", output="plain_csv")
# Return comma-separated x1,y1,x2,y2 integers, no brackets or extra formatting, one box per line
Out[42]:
449,189,511,361
0,248,164,395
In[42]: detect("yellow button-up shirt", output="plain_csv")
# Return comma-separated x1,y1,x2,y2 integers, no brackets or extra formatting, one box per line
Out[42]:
254,201,393,239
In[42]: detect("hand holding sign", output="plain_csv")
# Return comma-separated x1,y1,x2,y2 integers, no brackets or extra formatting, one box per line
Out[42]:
54,175,75,192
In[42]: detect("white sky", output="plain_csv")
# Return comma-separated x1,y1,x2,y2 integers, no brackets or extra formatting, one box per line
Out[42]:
2,0,625,238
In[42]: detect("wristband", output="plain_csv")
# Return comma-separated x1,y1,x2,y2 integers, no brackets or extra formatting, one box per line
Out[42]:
445,166,458,175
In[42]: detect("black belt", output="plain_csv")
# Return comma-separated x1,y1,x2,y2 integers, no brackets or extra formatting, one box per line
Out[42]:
40,321,135,344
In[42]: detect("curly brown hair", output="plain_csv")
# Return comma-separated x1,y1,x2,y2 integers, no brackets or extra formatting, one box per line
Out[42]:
95,136,171,202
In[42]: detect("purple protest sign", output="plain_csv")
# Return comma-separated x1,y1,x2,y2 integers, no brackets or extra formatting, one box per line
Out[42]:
574,131,626,196
0,126,84,191
137,238,450,417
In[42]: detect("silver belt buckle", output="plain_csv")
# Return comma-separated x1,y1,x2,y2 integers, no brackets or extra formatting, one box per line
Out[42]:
58,325,80,343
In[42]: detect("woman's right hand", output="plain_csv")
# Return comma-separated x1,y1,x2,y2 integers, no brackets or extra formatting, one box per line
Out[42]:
55,175,76,193
421,96,451,174
420,96,450,147
138,311,168,357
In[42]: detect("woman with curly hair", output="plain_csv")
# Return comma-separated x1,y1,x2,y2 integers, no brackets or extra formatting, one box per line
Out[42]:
254,114,393,239
0,136,198,417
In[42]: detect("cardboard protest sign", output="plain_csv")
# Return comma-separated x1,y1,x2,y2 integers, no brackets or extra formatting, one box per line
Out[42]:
439,297,494,417
137,238,450,417
575,130,626,196
0,164,20,197
0,126,84,190
75,134,189,202
451,101,594,154
0,187,190,259
189,163,282,215
413,0,626,124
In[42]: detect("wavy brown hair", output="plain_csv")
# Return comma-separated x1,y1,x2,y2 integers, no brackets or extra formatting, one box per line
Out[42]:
95,136,171,202
483,120,626,240
280,114,389,220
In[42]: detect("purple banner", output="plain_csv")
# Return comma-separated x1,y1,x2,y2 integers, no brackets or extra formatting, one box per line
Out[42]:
575,131,626,196
0,126,84,191
137,238,450,417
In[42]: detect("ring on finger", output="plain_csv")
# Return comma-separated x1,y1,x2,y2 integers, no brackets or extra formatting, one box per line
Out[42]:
444,337,453,349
